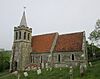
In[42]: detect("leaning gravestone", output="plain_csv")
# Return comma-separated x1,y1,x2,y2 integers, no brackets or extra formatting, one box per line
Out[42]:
23,71,28,79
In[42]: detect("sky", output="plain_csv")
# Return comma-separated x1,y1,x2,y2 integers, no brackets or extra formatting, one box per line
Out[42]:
0,0,100,50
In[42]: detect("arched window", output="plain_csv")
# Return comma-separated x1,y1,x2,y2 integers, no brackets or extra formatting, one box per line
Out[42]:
19,31,21,39
58,54,60,62
24,32,26,39
28,33,30,40
15,32,18,40
72,54,74,60
31,55,34,63
41,56,42,63
14,61,17,71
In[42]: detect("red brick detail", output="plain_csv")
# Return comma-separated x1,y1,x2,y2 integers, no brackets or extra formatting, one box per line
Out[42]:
32,33,56,53
54,32,83,52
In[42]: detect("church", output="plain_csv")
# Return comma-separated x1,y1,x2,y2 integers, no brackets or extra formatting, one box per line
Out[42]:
10,11,88,71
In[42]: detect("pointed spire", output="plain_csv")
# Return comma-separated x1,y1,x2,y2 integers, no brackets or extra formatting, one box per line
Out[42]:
20,7,27,27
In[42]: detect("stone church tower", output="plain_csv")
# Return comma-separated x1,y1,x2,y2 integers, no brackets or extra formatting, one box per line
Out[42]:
10,11,32,71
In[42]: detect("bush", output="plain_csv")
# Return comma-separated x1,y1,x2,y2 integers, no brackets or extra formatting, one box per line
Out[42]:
4,61,10,70
0,63,4,72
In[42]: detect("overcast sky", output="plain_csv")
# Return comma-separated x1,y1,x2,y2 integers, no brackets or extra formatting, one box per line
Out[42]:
0,0,100,50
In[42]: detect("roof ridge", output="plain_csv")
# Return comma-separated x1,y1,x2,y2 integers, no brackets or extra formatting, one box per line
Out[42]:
32,32,58,37
59,31,83,36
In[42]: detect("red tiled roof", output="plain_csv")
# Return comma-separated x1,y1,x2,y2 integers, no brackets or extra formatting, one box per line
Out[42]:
54,32,83,52
32,33,57,53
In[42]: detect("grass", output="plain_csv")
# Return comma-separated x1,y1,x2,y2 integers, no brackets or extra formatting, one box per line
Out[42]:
0,70,9,77
0,60,100,79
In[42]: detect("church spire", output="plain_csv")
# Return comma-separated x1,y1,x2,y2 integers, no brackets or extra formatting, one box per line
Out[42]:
20,7,27,27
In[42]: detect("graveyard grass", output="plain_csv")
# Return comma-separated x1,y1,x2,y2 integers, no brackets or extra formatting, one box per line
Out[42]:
0,60,100,79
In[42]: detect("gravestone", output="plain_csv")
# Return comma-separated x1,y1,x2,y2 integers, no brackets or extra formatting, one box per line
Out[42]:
83,63,87,71
25,66,30,71
50,67,52,71
66,65,68,68
89,62,92,67
69,66,73,79
75,63,78,66
80,64,84,77
55,64,58,68
23,71,28,78
37,68,42,75
41,63,44,69
60,68,62,70
46,68,49,71
46,63,48,68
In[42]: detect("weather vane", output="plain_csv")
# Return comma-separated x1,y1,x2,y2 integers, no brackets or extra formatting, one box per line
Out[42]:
24,6,26,11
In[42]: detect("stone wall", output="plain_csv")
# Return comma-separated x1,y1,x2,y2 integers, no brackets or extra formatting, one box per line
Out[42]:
11,42,32,71
53,52,84,67
31,51,85,68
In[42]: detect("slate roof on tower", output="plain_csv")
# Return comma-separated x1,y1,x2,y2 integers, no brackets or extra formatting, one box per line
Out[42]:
32,33,57,53
20,11,27,27
54,32,83,52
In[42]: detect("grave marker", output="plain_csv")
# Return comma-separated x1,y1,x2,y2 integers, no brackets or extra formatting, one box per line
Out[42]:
23,71,28,79
37,68,42,75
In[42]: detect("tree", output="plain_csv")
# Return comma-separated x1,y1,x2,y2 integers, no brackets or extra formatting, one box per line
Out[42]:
88,19,100,60
89,19,100,58
86,41,100,61
89,19,100,46
0,51,11,72
0,51,4,72
89,19,100,42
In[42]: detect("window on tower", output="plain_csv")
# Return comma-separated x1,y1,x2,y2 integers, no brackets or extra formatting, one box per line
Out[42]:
15,32,18,40
24,32,26,39
58,54,60,63
72,54,74,60
28,33,30,40
19,31,21,39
